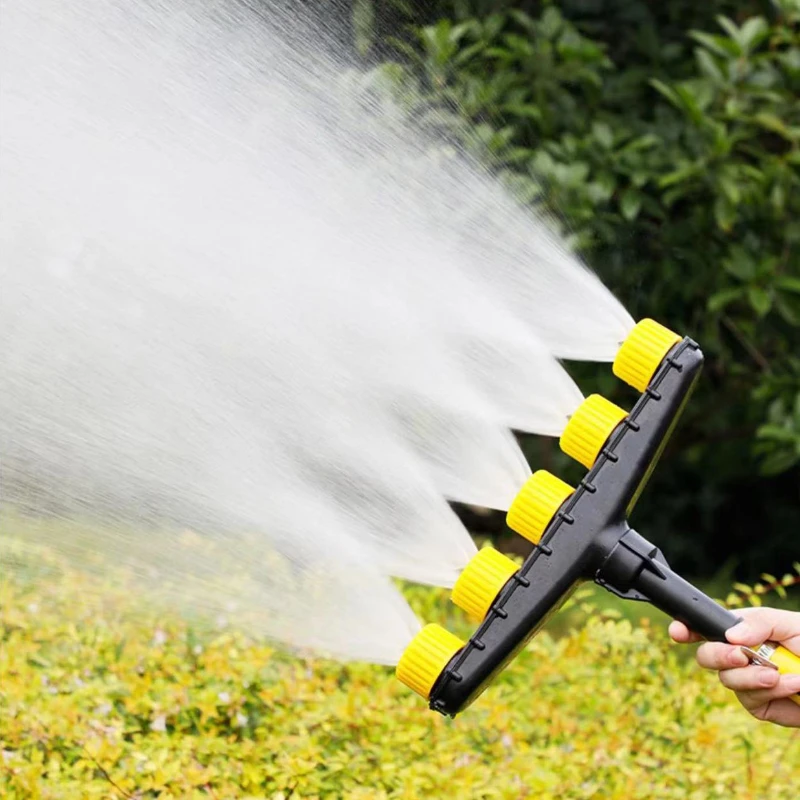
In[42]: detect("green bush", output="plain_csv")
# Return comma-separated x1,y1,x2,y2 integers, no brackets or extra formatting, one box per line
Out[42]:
2,552,798,799
347,0,800,576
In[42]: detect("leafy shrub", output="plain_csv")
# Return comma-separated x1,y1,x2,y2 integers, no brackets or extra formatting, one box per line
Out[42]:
346,0,800,576
2,552,799,799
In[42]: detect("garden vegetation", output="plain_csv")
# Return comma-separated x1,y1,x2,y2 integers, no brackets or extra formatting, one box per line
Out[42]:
3,2,799,797
1,549,799,798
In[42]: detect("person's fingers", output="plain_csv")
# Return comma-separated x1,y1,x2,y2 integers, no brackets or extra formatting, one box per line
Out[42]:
672,607,800,727
725,608,800,652
695,641,749,670
723,673,800,712
718,666,780,693
669,620,702,644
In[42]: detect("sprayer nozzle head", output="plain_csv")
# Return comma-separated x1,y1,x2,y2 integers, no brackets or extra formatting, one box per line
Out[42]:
452,546,519,621
614,318,682,391
396,624,464,700
507,470,575,545
560,394,628,469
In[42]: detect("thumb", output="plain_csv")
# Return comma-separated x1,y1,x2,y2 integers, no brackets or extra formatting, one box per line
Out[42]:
725,608,800,652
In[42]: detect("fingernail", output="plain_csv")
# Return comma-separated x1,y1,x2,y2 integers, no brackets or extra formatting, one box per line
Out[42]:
758,669,779,687
726,621,753,642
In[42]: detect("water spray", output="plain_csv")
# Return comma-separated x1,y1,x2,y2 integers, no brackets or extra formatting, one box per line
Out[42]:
0,0,613,665
397,319,800,714
3,0,794,676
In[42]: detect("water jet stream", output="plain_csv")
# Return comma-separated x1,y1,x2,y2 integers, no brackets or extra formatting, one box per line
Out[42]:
1,0,632,662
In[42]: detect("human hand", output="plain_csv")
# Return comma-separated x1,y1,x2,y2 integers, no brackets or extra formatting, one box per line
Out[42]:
669,607,800,727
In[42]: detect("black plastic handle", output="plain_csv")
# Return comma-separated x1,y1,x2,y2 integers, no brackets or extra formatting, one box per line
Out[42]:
633,559,741,641
596,528,741,642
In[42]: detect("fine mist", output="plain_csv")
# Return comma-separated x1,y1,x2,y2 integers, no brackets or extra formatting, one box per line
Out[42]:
0,0,632,663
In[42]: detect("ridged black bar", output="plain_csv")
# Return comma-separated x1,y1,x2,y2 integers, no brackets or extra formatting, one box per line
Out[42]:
429,338,737,717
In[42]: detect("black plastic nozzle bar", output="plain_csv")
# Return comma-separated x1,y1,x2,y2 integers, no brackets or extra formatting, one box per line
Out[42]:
429,338,733,716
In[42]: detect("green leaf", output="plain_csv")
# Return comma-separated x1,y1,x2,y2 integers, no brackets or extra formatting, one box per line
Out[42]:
716,16,745,55
659,163,703,188
777,277,800,294
620,189,642,221
453,42,488,66
759,447,800,475
738,17,769,53
650,78,679,106
695,49,724,83
508,9,536,35
690,30,740,59
502,104,542,122
482,12,506,40
670,83,705,121
771,183,787,214
747,286,772,316
563,161,590,187
503,33,535,57
753,113,794,141
757,424,797,443
714,196,737,231
622,134,660,153
586,180,613,204
592,121,614,149
722,247,756,280
539,6,563,40
718,174,741,205
775,295,800,325
708,287,744,312
596,171,617,195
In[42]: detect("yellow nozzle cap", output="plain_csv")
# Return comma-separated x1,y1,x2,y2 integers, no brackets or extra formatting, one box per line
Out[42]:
507,470,574,544
613,319,682,392
396,624,464,700
451,546,519,621
560,394,628,468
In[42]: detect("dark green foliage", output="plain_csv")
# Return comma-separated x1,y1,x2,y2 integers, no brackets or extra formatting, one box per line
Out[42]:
349,1,800,577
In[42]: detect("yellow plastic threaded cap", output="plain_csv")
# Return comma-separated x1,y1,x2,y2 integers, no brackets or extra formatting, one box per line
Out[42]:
396,624,464,700
452,546,519,621
613,318,682,392
560,394,628,469
507,470,575,544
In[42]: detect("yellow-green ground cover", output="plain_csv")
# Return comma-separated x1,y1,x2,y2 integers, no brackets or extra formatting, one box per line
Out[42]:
1,550,798,799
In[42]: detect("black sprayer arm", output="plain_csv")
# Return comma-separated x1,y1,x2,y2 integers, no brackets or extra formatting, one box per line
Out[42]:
597,528,741,642
401,323,799,715
428,338,719,717
429,524,590,715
